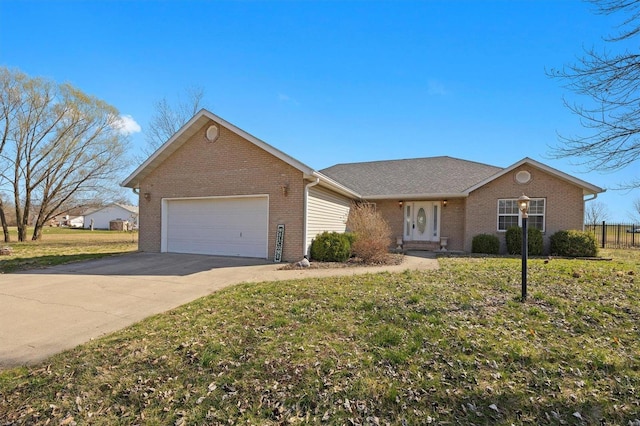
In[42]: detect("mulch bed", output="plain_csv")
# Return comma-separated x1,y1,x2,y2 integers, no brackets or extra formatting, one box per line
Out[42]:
279,253,404,270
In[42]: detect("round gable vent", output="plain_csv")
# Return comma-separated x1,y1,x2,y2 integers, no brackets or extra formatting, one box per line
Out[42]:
515,170,531,184
206,125,219,142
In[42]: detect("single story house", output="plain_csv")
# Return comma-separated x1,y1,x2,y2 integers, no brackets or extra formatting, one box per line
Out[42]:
122,109,604,261
63,215,84,228
83,203,139,230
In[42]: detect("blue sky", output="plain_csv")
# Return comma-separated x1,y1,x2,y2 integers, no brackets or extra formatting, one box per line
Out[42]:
1,0,638,220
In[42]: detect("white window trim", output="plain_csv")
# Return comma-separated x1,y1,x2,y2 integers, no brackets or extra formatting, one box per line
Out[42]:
497,198,546,232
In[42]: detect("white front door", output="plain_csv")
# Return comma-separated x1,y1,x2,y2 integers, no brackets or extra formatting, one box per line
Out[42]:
404,202,440,242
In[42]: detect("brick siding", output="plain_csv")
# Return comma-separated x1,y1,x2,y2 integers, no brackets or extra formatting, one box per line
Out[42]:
464,164,585,253
138,120,305,262
376,199,466,251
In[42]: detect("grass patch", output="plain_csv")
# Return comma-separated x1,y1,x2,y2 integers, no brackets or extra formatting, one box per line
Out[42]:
0,227,137,272
0,253,639,424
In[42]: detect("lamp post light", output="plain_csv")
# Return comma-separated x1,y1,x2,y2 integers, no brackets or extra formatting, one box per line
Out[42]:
518,194,530,302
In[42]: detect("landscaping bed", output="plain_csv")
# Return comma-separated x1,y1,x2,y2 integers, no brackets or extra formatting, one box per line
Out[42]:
279,253,404,270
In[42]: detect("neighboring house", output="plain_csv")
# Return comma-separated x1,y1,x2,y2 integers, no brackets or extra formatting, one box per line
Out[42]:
83,203,139,230
64,215,84,228
122,109,604,261
51,213,84,228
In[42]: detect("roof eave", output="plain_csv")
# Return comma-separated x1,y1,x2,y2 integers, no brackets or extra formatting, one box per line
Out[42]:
309,172,362,199
361,193,467,200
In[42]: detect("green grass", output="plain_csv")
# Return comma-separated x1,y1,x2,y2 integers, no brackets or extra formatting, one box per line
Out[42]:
0,227,137,273
0,252,639,425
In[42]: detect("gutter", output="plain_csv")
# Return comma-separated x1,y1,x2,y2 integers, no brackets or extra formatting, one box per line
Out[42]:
303,177,320,256
363,193,466,200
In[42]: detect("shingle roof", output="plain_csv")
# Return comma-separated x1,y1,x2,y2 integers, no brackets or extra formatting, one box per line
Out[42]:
320,156,502,198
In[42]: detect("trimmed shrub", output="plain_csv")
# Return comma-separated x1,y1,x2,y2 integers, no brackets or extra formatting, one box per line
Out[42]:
310,231,351,262
347,203,392,264
506,226,544,256
472,234,500,255
528,227,544,256
344,232,357,247
550,230,598,257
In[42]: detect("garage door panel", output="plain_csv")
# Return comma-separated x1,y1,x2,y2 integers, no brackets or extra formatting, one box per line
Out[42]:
164,197,268,258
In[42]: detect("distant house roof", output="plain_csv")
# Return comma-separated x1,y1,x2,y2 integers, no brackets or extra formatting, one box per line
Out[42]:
320,156,502,199
84,203,139,216
116,203,139,215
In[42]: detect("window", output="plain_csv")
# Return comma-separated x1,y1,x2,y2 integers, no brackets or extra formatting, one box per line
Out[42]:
497,198,545,231
527,199,545,231
498,199,520,231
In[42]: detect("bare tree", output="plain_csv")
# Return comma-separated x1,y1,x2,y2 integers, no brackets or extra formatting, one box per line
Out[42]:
142,86,205,157
0,196,9,242
585,200,610,224
0,67,25,241
0,67,130,241
630,197,640,222
549,0,640,188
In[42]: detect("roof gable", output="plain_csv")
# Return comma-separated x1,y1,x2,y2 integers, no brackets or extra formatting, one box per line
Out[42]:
122,109,317,189
463,157,604,196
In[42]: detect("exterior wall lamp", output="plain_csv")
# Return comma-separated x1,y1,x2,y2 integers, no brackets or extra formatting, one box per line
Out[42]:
398,200,403,209
143,192,151,201
443,200,448,207
518,194,530,301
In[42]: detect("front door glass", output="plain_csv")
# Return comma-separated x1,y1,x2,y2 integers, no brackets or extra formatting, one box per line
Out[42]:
405,205,411,237
416,207,427,234
407,202,441,242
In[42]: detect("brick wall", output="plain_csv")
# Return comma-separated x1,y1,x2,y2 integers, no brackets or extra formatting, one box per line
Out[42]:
375,200,404,244
138,120,305,262
464,164,585,253
376,198,466,251
440,198,465,251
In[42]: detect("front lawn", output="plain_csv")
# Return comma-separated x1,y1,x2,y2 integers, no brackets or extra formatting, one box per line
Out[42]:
0,227,137,273
1,253,638,425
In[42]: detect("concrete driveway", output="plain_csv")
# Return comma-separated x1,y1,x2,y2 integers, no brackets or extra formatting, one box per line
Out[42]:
0,251,438,369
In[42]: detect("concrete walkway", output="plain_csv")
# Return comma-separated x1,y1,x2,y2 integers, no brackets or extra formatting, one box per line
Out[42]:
0,251,438,369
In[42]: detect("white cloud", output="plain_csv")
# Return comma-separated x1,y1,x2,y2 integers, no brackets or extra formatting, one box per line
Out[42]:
113,114,141,135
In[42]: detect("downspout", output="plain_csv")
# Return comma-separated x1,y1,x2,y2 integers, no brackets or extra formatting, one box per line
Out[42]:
583,193,599,231
303,177,320,256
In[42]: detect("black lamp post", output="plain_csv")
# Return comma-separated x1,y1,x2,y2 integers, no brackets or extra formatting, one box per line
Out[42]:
518,194,530,302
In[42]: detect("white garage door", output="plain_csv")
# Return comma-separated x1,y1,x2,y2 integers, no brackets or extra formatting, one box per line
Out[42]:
164,196,268,258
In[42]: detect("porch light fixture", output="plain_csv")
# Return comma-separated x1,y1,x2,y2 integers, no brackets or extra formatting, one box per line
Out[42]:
398,201,403,209
518,194,530,302
281,184,289,197
443,200,448,207
143,192,151,201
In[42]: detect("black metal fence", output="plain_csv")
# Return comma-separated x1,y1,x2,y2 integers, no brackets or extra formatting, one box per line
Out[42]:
584,222,640,248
